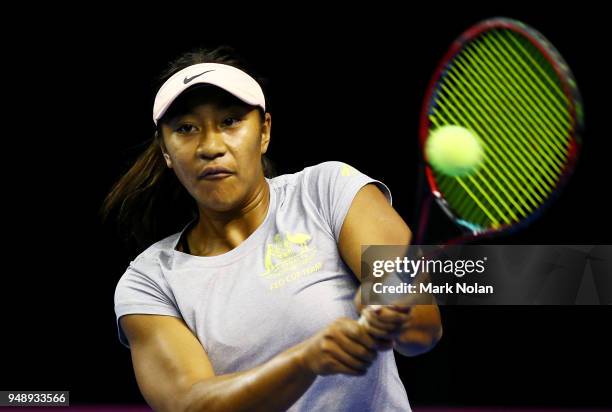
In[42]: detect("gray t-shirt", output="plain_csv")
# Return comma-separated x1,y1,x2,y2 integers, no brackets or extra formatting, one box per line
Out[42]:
114,161,411,411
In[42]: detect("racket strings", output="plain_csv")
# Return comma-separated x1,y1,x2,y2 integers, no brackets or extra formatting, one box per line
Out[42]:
434,73,547,221
493,31,570,116
479,33,572,143
437,55,556,207
438,66,551,201
460,40,569,166
453,45,563,188
428,29,575,231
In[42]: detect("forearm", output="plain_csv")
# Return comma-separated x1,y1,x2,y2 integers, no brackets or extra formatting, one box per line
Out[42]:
182,341,316,412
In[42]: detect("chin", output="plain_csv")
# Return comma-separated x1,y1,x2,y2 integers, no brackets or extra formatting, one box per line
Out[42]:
195,192,240,212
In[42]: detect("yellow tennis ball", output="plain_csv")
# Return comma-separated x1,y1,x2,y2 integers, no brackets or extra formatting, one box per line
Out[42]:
425,125,484,177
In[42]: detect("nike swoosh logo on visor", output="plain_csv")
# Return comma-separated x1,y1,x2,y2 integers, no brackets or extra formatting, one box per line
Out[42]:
183,70,215,84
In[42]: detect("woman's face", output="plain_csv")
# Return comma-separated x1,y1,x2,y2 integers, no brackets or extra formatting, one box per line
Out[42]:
159,88,271,212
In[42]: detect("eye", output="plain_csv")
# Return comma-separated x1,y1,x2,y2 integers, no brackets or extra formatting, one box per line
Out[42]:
221,116,241,127
175,124,198,134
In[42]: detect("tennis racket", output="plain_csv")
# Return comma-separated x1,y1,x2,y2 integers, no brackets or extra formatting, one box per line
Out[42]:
359,16,583,325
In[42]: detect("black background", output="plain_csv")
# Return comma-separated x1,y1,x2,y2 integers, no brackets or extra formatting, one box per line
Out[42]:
2,5,610,410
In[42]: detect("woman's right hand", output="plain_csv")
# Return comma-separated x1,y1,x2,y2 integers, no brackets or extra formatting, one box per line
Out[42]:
298,317,379,376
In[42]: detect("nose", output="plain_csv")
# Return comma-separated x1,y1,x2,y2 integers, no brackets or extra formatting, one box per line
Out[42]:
196,128,227,160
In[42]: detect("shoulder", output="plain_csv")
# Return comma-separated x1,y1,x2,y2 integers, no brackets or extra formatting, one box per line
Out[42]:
130,232,182,272
304,161,357,180
267,161,357,191
115,231,183,291
114,232,183,312
114,233,184,348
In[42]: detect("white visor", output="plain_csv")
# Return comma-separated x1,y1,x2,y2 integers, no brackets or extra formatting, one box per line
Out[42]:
153,63,266,125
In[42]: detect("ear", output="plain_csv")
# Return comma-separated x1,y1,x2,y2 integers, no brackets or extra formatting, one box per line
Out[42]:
158,132,173,169
163,152,172,168
260,112,272,154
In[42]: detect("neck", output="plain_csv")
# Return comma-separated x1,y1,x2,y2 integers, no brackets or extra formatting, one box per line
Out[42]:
189,178,271,256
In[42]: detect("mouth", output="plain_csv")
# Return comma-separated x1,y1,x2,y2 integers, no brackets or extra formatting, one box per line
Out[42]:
200,172,233,180
198,167,234,180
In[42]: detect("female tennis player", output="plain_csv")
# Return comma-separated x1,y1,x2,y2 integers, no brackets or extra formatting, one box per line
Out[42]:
105,47,442,412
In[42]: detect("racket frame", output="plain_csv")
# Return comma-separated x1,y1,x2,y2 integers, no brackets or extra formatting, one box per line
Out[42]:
417,17,584,241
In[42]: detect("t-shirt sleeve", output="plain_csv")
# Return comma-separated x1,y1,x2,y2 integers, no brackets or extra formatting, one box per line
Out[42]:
304,161,393,243
114,254,181,349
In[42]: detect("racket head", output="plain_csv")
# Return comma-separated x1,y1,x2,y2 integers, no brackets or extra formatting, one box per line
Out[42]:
418,17,583,239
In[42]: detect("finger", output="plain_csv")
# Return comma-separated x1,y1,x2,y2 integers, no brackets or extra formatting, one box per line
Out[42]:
325,339,371,372
360,315,396,339
358,317,399,350
374,306,412,325
389,304,413,314
363,309,402,333
349,318,380,350
335,327,378,363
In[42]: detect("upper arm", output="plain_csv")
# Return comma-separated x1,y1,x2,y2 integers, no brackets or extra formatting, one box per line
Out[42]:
338,184,443,348
338,183,412,281
120,314,215,412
